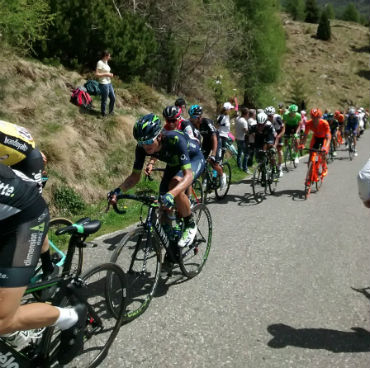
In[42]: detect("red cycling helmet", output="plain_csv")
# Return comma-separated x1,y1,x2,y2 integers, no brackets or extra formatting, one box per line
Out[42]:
310,108,322,118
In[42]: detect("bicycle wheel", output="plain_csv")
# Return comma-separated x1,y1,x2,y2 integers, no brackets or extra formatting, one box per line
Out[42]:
215,162,231,200
267,164,279,195
283,145,290,171
291,141,297,168
315,160,323,191
252,164,266,203
179,204,212,278
348,136,354,161
304,161,314,200
42,263,125,368
190,179,204,206
110,227,161,322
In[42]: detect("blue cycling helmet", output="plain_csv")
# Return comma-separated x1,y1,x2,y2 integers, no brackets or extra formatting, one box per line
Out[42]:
188,104,203,119
133,113,162,143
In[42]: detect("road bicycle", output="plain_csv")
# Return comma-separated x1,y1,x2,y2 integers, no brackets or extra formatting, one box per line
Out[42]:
251,148,279,203
0,219,126,368
347,130,356,161
304,148,327,199
327,136,336,164
283,134,299,171
108,193,212,322
201,161,231,202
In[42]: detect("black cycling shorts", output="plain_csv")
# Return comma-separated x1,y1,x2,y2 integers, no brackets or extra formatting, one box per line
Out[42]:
312,137,325,150
284,126,298,137
0,203,49,287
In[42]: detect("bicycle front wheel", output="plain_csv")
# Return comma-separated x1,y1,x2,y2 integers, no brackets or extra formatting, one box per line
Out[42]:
348,137,354,161
42,263,125,368
110,227,161,322
179,204,212,278
304,161,314,200
215,162,231,200
268,165,279,195
252,165,266,203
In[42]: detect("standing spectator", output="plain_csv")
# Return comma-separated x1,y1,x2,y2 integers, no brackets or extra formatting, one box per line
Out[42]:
235,107,249,172
217,102,234,161
95,50,115,117
246,109,257,168
175,97,187,119
358,156,370,208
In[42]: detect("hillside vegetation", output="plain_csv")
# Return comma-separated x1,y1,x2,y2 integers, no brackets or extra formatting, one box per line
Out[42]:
0,15,368,219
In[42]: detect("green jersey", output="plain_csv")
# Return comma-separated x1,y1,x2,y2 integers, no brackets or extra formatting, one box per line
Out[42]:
283,112,301,127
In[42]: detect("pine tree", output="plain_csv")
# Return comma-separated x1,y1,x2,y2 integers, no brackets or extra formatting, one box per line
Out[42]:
317,11,331,40
286,0,305,21
325,3,335,20
305,0,320,24
342,3,360,23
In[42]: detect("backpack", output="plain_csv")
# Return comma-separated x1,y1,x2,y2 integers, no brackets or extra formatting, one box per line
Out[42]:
70,88,92,109
84,80,101,96
217,114,225,126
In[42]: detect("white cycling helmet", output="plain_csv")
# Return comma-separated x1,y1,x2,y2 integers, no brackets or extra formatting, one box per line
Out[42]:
301,110,306,115
264,106,275,115
348,107,356,115
257,112,268,124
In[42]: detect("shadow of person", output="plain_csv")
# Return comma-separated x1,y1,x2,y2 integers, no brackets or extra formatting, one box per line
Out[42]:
273,189,306,201
267,323,370,353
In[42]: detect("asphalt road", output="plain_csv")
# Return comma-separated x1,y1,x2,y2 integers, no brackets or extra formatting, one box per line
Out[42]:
89,132,370,367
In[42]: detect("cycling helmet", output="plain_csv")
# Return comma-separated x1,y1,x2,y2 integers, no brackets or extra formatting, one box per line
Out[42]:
288,104,298,113
163,105,181,120
264,106,275,115
310,108,322,118
278,102,284,109
256,112,268,124
301,110,306,115
327,113,334,120
188,104,203,118
334,110,341,118
348,107,356,116
133,113,162,143
175,97,186,108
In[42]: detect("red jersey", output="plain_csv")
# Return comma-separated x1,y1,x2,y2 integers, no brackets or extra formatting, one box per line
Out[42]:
304,119,331,138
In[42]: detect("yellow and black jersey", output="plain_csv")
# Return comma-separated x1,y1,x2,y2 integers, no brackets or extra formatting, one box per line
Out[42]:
0,120,35,166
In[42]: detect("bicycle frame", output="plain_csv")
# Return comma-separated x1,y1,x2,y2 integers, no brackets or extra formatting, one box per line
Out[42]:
304,148,326,198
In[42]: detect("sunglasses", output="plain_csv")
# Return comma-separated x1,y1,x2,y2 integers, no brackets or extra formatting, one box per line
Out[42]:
138,138,155,146
166,118,177,123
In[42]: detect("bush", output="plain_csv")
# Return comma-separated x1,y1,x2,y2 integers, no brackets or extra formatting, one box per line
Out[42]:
317,12,331,41
53,185,86,215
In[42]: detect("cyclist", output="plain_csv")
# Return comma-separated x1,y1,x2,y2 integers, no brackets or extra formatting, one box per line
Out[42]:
326,112,339,156
344,107,359,156
0,120,56,280
282,104,302,164
188,105,226,189
0,163,86,363
334,110,345,143
248,112,277,164
108,113,205,250
162,105,198,142
301,108,331,178
265,106,284,177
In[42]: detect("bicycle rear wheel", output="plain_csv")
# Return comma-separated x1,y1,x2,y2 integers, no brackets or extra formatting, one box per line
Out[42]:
42,263,125,368
110,227,161,322
252,164,266,203
348,136,354,161
267,164,279,195
215,162,231,200
304,161,314,200
283,145,290,171
179,204,212,278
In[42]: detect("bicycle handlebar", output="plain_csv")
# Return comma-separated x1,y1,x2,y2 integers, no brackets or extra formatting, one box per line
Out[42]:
109,193,158,215
146,167,165,182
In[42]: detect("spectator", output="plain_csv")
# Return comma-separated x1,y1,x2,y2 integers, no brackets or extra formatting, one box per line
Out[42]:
217,102,234,161
358,156,370,208
246,109,257,168
95,50,115,117
175,97,187,119
235,107,249,172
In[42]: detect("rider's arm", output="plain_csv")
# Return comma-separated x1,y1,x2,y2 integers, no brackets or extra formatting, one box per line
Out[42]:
210,133,218,157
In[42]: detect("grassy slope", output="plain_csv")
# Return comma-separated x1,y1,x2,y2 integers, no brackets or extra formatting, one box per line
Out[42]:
277,16,369,110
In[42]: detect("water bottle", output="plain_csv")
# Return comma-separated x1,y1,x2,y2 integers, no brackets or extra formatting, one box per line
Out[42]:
212,169,218,178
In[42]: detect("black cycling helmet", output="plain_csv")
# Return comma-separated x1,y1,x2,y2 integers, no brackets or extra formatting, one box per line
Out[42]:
188,104,203,118
133,113,162,143
174,97,186,107
163,105,181,120
326,113,334,120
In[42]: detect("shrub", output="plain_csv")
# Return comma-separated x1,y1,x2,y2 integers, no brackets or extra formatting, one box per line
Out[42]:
53,185,86,215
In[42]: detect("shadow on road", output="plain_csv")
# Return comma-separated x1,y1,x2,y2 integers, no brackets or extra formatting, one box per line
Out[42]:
267,323,370,353
102,231,128,250
352,286,370,301
273,189,306,201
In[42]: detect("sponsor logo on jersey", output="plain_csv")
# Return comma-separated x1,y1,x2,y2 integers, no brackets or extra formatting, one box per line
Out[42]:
3,137,28,152
0,273,8,279
0,182,15,197
0,351,20,368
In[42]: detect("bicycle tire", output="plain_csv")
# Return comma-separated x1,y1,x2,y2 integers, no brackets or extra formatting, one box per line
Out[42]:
283,145,290,171
110,227,161,322
267,164,279,195
179,204,212,278
315,159,323,191
252,164,266,203
41,263,125,368
304,161,314,200
348,136,354,161
215,162,231,200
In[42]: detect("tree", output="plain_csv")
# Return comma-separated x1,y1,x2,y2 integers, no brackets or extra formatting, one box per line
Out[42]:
324,3,335,20
0,0,53,52
286,0,305,21
342,3,360,23
317,11,331,40
305,0,320,24
287,78,309,111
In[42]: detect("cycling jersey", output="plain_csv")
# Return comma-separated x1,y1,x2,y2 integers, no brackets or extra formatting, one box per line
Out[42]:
164,118,199,142
0,163,49,287
304,119,331,152
270,114,284,133
0,120,35,165
345,115,359,134
283,112,301,127
133,130,201,172
248,123,275,149
328,119,339,135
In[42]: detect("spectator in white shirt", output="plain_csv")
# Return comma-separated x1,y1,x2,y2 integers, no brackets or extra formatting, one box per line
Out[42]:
235,107,249,172
358,156,370,208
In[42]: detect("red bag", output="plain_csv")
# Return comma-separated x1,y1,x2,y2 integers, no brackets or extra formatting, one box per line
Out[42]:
70,88,92,109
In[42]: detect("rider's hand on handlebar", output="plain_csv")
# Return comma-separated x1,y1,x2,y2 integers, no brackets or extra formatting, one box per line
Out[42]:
145,163,153,176
160,192,175,210
107,187,121,205
208,155,216,163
